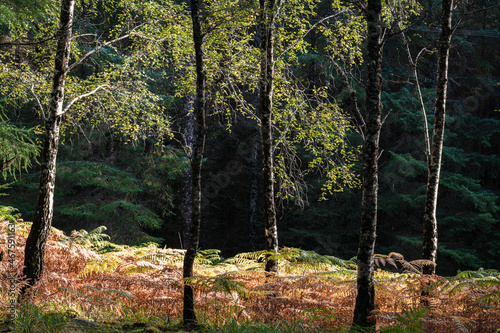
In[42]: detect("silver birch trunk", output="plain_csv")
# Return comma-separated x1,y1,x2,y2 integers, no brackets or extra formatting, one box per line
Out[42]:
352,0,383,328
259,0,279,273
22,0,75,293
422,0,454,275
183,0,206,326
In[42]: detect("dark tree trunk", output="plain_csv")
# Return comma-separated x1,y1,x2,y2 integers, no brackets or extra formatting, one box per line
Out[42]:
248,124,260,251
352,0,383,328
22,0,75,294
181,95,195,248
259,0,278,273
422,0,454,275
183,0,206,326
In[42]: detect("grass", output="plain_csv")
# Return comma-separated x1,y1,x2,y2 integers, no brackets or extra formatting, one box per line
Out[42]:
1,220,499,332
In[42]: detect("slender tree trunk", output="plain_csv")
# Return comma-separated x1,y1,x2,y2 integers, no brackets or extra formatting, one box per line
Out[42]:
352,0,383,328
181,95,195,248
183,0,206,326
248,125,260,251
21,0,75,294
259,0,278,273
422,0,454,275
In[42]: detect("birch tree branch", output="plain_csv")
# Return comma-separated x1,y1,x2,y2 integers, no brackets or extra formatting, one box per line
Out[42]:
60,84,109,116
29,84,46,122
67,23,147,72
276,11,348,62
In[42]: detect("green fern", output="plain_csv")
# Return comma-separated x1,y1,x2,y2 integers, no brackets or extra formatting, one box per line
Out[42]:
225,248,356,273
59,226,110,249
424,268,500,300
0,205,20,222
78,254,125,278
184,276,250,300
379,307,428,332
0,121,39,180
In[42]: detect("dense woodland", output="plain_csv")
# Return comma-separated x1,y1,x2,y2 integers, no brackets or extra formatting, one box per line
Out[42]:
0,0,499,331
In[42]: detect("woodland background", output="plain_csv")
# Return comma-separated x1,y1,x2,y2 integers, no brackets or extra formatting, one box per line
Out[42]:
0,0,499,277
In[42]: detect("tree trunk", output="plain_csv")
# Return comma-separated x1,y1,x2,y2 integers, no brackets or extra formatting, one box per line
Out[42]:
259,0,278,273
22,0,75,294
248,124,260,251
352,0,383,328
183,0,206,326
422,0,454,275
181,95,195,248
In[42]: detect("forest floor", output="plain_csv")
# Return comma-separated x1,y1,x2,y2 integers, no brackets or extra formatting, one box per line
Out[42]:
1,220,499,332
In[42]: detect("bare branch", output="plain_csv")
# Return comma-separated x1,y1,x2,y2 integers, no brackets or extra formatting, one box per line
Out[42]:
15,80,47,122
400,28,431,160
226,80,261,124
330,58,365,140
381,109,392,126
273,100,305,151
71,33,98,40
29,84,46,122
60,84,110,115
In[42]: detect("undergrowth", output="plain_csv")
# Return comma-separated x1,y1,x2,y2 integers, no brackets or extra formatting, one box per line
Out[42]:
1,221,499,332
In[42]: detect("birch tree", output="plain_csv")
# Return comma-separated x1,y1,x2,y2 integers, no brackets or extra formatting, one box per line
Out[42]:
182,0,207,326
258,0,279,273
22,0,76,293
422,0,454,275
352,0,383,328
19,0,179,293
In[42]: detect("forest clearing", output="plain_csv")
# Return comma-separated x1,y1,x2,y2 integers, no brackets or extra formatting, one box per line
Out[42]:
1,220,499,332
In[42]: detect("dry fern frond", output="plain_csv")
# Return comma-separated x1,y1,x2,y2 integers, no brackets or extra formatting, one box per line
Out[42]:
450,315,474,333
388,252,405,260
409,259,436,271
223,256,263,269
79,286,136,300
234,250,269,261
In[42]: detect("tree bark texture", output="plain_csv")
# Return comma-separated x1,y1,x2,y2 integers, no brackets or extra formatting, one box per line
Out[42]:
181,95,195,248
259,0,279,273
22,0,75,293
352,0,383,328
248,126,260,251
183,0,206,326
422,0,453,275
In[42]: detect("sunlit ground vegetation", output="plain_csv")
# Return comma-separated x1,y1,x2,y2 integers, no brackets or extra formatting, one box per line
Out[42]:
1,220,499,332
